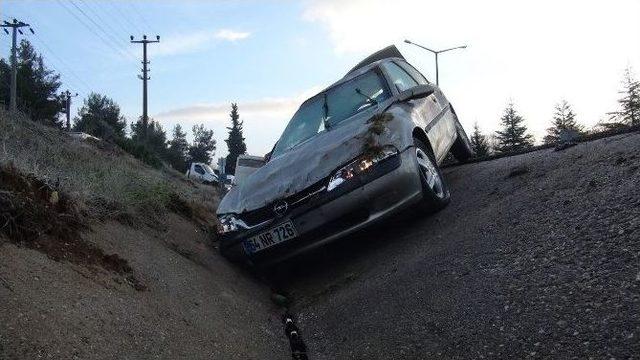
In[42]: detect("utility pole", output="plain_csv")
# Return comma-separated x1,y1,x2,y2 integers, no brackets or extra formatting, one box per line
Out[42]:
61,90,78,131
2,19,34,113
130,34,160,140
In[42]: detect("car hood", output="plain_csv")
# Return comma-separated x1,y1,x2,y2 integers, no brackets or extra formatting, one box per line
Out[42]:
218,108,396,214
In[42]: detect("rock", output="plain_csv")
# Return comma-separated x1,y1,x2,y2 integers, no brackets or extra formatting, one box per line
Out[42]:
49,191,59,205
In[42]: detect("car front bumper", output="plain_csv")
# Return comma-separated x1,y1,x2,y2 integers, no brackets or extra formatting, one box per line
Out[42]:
218,147,423,266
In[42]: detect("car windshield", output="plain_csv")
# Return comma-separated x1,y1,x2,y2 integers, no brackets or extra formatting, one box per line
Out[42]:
272,69,390,157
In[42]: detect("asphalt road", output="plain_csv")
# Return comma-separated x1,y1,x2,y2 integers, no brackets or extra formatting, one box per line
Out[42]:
277,132,640,359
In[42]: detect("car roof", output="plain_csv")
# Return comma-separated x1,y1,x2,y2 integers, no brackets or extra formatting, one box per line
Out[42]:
299,55,406,108
346,44,406,74
237,154,265,160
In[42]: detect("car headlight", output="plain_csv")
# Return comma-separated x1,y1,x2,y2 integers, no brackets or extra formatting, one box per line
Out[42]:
327,145,399,191
217,214,248,234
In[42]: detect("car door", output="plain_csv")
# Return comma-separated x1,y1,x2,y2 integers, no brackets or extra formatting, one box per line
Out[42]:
397,60,458,161
381,61,449,160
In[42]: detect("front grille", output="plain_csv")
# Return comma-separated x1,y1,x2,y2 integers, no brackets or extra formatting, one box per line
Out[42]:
238,179,328,226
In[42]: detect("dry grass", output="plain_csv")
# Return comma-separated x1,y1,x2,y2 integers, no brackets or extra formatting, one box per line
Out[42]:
0,109,219,228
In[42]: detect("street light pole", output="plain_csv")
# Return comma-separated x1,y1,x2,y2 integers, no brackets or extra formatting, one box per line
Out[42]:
404,39,467,86
435,52,439,86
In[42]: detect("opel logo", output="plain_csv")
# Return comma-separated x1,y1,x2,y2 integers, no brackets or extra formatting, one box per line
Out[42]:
273,201,289,216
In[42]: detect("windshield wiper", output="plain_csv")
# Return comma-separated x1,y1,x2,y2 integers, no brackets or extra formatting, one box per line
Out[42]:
322,93,331,129
355,88,378,106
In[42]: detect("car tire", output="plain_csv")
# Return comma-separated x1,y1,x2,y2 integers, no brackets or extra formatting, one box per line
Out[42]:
450,120,474,162
414,138,450,211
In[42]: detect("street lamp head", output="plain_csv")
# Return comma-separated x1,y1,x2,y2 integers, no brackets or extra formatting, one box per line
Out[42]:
404,39,412,44
156,35,160,41
130,35,134,41
461,45,468,49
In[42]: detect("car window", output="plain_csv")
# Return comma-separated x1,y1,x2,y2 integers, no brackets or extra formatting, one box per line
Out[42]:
194,165,205,174
272,70,390,157
238,158,265,168
396,61,429,85
381,61,419,92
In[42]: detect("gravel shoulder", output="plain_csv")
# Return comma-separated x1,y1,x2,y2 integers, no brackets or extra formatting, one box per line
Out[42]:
281,132,640,359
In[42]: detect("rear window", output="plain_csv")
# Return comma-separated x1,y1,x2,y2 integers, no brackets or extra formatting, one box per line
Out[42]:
396,61,429,85
238,158,264,168
381,61,419,92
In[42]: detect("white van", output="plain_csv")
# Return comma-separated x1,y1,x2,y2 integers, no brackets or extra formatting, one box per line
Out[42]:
185,162,219,185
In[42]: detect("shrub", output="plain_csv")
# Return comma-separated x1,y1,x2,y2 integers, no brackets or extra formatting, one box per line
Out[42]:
114,137,163,169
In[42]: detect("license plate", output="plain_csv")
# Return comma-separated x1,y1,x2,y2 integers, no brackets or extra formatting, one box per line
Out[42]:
243,221,298,254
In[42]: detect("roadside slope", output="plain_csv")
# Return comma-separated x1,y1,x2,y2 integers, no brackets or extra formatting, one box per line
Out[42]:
283,132,640,359
0,111,288,359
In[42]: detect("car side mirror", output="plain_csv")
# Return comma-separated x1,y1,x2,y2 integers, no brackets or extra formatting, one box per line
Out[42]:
396,84,436,103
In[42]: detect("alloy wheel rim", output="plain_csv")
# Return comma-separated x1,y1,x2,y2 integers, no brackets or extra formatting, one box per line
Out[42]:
415,148,445,198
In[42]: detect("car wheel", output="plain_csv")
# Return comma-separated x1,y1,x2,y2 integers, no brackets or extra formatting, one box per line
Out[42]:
450,120,474,162
414,138,450,211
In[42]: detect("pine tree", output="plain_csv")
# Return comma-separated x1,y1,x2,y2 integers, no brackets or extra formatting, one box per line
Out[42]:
543,100,584,144
188,124,216,164
73,92,127,141
495,102,534,153
166,124,189,172
131,117,167,157
609,67,640,126
224,103,247,175
470,122,490,157
0,39,62,126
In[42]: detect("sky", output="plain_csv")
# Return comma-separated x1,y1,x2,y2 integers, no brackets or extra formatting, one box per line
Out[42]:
2,0,640,160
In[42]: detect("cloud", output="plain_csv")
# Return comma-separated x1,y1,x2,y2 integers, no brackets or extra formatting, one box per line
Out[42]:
155,92,314,123
154,87,322,157
214,29,251,41
153,28,251,56
302,0,640,141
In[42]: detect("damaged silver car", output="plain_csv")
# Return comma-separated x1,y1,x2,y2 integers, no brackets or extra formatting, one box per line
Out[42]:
216,46,473,266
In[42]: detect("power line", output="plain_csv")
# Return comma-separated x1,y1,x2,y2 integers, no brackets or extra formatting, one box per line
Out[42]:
27,31,92,93
76,0,130,44
0,13,86,95
89,1,131,39
66,0,137,62
8,5,97,93
126,2,154,34
106,1,143,35
54,0,136,63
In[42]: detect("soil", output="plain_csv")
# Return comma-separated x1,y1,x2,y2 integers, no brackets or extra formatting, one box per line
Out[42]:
0,214,288,359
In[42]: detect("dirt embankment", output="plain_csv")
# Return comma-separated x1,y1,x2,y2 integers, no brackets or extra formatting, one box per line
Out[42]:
0,111,288,359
